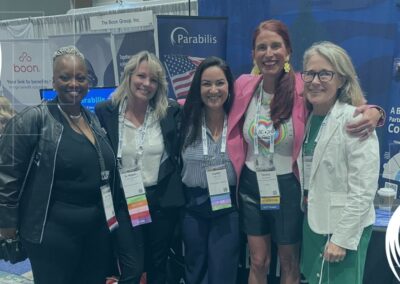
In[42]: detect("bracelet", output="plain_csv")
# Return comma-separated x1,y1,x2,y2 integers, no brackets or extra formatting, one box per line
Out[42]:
377,108,385,127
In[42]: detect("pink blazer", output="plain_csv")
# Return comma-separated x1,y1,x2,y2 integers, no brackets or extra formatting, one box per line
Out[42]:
227,73,307,184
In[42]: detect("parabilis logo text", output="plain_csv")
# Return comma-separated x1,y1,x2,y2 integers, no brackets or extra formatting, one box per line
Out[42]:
170,27,217,45
14,52,40,72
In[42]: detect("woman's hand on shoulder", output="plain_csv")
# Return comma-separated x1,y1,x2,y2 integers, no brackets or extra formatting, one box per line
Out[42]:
346,105,381,141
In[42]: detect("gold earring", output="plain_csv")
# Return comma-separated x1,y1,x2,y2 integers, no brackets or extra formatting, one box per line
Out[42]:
284,62,291,73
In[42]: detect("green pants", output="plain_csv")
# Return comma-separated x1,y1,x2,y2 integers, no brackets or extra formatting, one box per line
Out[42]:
301,218,372,284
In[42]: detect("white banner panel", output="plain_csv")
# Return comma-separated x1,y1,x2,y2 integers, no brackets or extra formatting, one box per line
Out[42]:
0,40,51,111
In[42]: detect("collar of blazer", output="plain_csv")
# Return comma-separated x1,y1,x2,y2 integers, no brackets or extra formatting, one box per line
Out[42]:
309,100,347,182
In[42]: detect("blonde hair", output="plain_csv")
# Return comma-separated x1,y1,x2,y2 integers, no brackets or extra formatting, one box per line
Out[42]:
112,51,168,119
0,96,15,124
303,41,365,106
53,46,85,63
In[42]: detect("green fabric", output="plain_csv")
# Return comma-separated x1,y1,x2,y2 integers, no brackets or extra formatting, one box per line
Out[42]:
301,218,372,284
303,115,325,156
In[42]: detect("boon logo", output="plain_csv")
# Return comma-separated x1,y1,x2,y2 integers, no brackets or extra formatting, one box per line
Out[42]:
170,27,217,46
14,52,39,72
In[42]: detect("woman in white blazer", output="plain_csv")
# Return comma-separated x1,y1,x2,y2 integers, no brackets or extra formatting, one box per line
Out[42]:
298,41,380,284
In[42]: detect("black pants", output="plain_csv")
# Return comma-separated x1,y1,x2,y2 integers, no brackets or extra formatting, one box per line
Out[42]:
22,201,114,284
144,208,179,284
116,206,179,284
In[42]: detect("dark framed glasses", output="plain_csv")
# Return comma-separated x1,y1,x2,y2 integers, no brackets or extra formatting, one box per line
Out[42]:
300,70,336,83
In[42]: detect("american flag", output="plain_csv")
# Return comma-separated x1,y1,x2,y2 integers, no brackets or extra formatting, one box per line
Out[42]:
163,54,203,99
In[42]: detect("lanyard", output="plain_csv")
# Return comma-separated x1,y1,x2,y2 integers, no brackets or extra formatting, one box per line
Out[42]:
57,104,108,181
301,112,330,192
201,112,227,157
254,82,274,155
117,98,151,168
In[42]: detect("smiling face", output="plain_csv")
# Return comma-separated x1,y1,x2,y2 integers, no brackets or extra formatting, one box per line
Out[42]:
252,30,290,80
53,55,88,106
200,66,229,112
129,60,158,104
304,53,344,115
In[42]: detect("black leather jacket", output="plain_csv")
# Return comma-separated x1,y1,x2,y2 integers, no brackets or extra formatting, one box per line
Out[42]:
0,100,116,243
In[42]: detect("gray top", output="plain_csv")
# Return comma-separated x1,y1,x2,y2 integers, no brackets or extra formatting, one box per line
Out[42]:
181,128,237,189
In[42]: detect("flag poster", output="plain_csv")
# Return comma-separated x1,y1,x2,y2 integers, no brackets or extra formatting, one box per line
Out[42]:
157,15,227,101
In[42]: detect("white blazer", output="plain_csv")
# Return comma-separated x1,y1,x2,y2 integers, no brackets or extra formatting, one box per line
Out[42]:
298,101,380,250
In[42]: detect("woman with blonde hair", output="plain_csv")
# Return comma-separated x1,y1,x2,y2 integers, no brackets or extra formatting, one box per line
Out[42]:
96,50,184,283
299,41,379,284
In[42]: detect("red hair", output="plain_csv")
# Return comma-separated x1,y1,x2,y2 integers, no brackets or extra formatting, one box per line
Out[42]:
252,19,295,128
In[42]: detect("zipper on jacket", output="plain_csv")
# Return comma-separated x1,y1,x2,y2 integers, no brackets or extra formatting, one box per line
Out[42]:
39,124,63,243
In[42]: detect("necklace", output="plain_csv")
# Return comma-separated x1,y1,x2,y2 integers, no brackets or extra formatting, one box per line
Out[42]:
57,104,82,120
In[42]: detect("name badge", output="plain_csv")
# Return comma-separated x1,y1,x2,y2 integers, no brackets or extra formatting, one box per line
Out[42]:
100,184,119,231
255,155,280,210
303,155,313,191
119,168,152,227
205,165,232,211
120,168,146,197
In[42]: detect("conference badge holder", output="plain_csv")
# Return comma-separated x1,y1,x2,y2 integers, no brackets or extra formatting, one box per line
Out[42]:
120,167,152,227
205,164,232,211
99,170,118,231
255,155,280,210
302,155,313,209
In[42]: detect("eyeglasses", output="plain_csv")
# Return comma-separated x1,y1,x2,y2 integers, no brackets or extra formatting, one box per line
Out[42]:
300,70,336,83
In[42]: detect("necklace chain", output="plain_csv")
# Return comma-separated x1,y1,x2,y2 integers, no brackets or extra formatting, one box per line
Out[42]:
57,104,82,120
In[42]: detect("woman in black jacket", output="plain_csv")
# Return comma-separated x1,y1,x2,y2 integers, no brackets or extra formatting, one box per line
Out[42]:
95,50,184,284
0,46,120,283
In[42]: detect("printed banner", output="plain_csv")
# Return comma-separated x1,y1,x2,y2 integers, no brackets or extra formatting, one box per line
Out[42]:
113,29,155,84
157,15,227,101
381,23,400,197
48,33,115,87
0,40,51,111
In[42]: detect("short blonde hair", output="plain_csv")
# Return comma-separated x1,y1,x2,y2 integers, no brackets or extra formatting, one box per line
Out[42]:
112,51,168,119
0,96,15,125
303,41,365,106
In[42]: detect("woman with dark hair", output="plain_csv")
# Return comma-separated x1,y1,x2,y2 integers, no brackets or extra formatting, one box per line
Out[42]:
95,50,184,284
227,20,383,284
180,56,240,283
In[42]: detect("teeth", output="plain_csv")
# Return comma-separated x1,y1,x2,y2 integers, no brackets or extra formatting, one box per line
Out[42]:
263,61,276,66
207,94,221,99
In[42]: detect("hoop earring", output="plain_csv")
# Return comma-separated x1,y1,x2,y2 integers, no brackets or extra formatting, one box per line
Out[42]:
284,62,291,73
